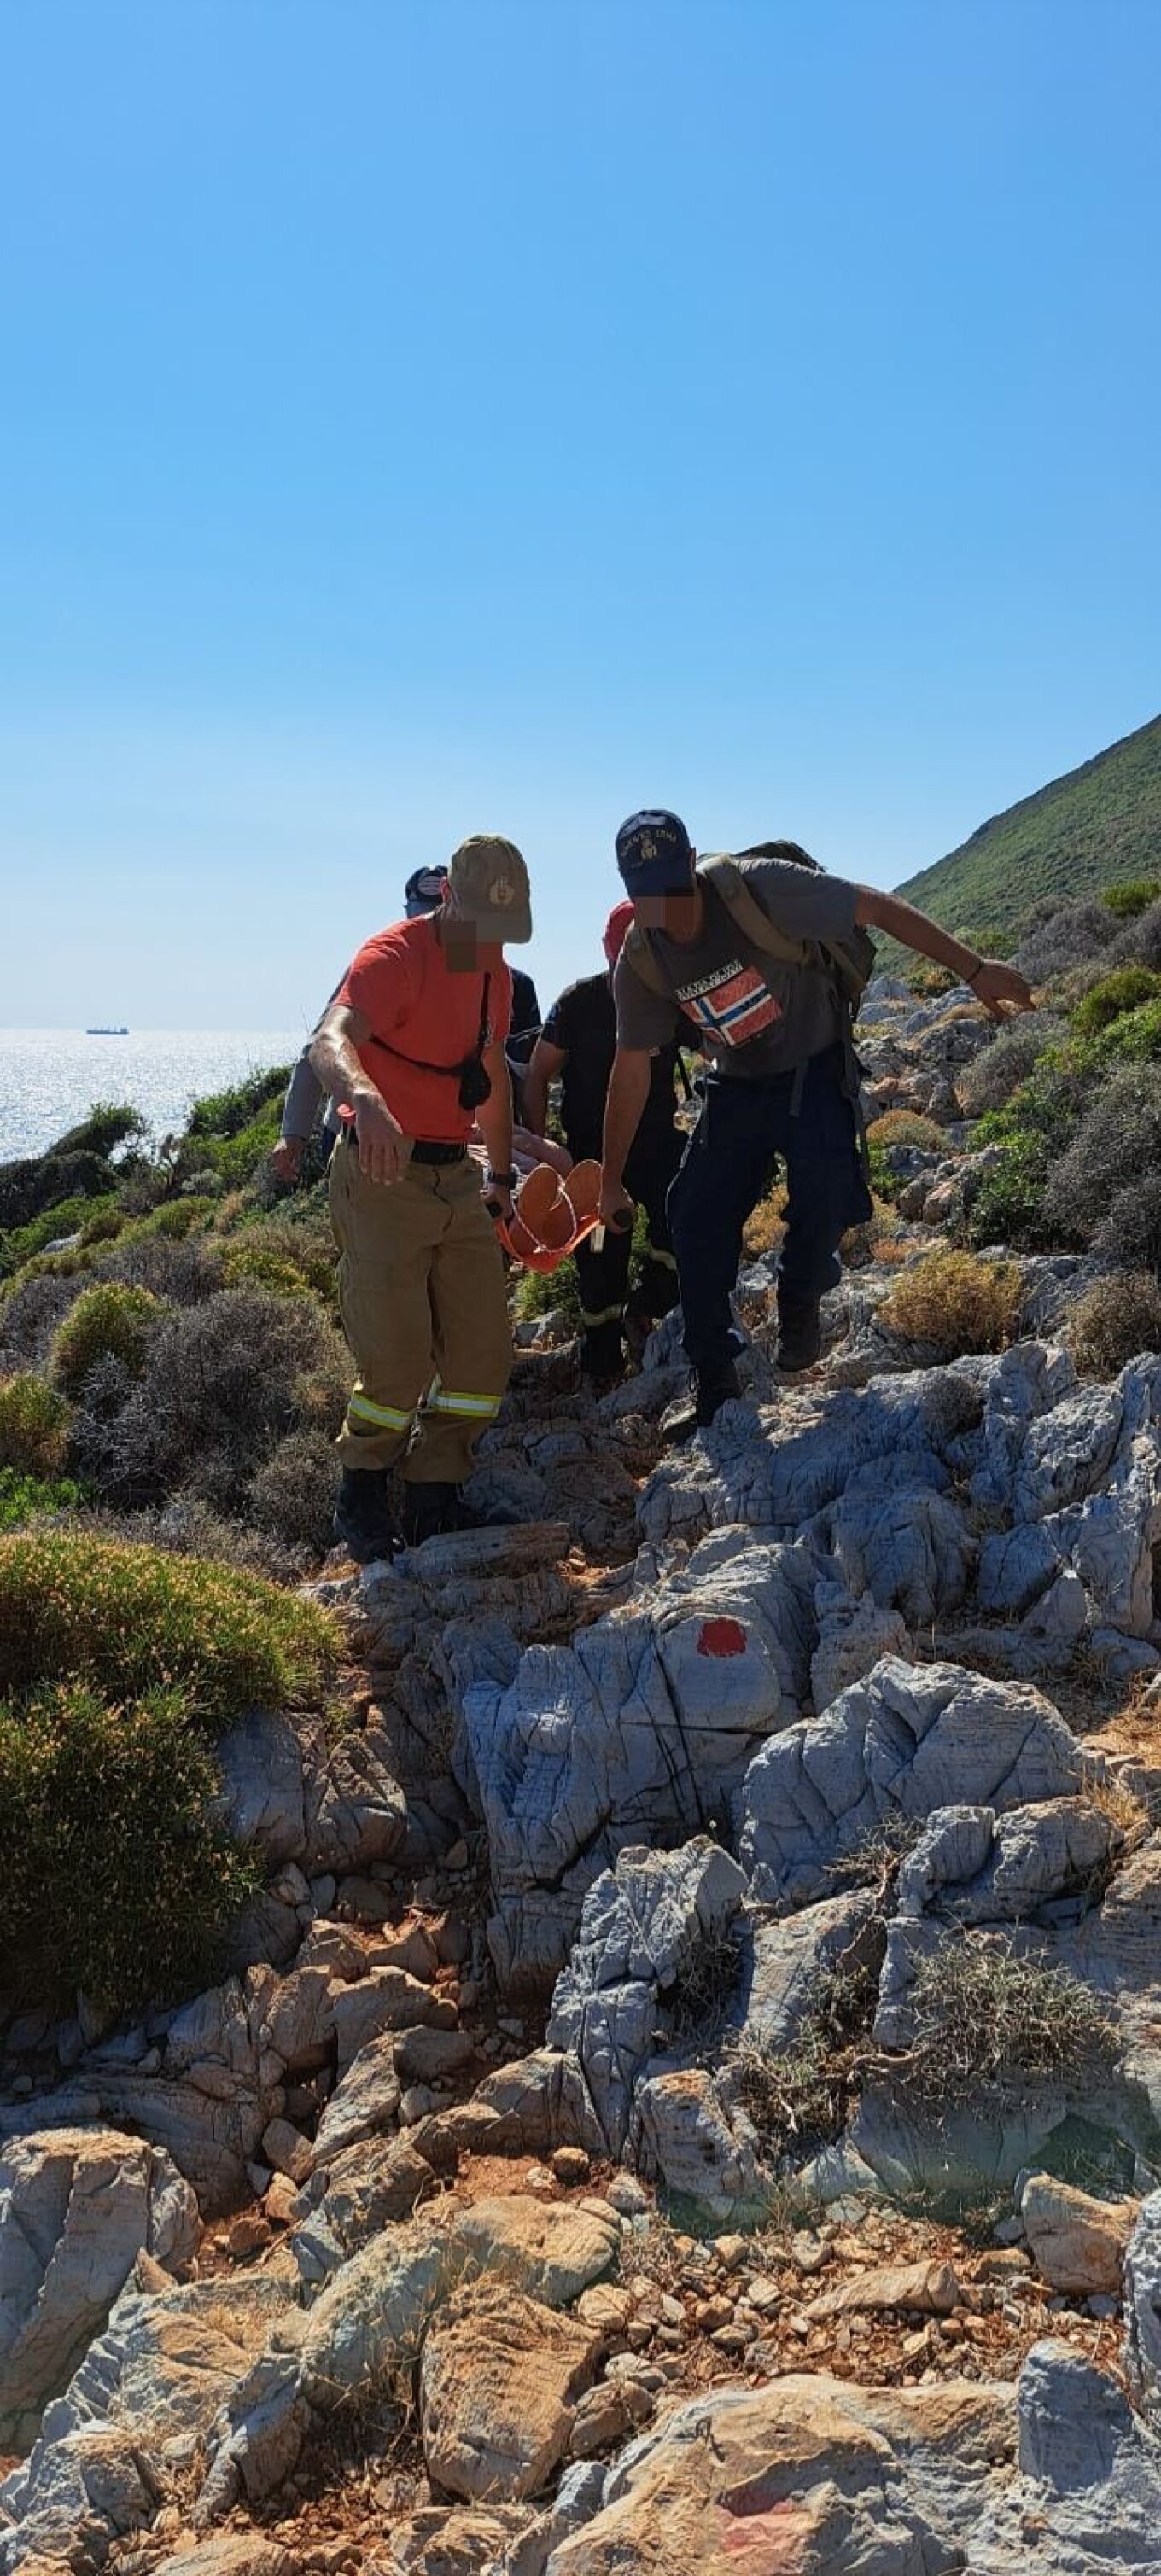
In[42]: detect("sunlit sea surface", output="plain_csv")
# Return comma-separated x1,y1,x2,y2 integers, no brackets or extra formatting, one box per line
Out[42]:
0,1030,305,1161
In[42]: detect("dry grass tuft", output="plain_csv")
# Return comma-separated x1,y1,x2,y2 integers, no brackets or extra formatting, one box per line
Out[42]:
1064,1272,1161,1381
878,1247,1021,1356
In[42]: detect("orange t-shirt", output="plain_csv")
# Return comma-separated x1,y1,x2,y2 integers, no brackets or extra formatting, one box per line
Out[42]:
336,917,513,1144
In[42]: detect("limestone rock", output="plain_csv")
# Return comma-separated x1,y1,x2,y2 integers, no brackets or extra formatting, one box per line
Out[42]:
739,1656,1084,1909
803,2256,961,2321
809,1582,909,1716
420,2287,601,2501
211,1709,306,1868
0,2127,198,2445
1018,2173,1134,2297
0,2425,159,2573
303,1720,406,1874
465,1538,815,1991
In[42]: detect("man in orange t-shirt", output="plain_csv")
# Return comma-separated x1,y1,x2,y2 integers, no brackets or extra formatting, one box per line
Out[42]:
310,835,534,1560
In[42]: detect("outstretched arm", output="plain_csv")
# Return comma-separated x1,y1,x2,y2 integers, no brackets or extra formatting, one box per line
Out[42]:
855,889,1034,1020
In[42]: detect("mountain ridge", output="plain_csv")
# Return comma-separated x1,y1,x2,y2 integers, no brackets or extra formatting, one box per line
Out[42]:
891,709,1161,950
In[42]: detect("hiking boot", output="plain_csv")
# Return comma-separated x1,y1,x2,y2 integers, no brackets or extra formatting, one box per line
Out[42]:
775,1295,823,1373
581,1320,626,1384
333,1467,398,1563
401,1483,518,1546
663,1358,743,1445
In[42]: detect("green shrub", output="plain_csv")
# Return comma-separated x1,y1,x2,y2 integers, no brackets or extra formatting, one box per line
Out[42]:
186,1066,289,1140
0,1194,104,1279
1071,966,1161,1038
878,1248,1021,1355
0,1466,85,1530
966,1044,1094,1248
0,1373,71,1476
0,1681,256,2009
79,1201,126,1246
1094,1174,1161,1277
1065,1273,1161,1378
0,1529,338,1722
50,1281,162,1397
1102,877,1161,921
1088,998,1161,1069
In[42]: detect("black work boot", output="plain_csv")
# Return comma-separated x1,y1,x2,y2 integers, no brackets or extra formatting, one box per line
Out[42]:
664,1357,743,1445
775,1293,823,1373
580,1317,626,1397
402,1483,518,1546
333,1466,398,1563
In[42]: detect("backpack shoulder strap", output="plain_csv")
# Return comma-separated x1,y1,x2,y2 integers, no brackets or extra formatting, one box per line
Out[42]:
621,919,674,1000
703,851,869,1013
700,854,809,968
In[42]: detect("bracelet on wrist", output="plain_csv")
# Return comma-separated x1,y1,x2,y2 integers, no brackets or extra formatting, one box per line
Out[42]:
486,1167,518,1188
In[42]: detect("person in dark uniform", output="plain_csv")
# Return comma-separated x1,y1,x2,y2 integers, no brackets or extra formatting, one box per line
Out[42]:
522,901,684,1382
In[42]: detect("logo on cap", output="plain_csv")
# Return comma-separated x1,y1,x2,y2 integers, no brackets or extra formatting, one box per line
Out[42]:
491,877,515,906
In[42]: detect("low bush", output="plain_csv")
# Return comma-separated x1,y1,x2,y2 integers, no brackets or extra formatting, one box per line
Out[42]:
247,1427,342,1556
1040,1064,1161,1248
743,1183,788,1259
1065,1277,1161,1380
0,1194,105,1279
879,1247,1021,1355
0,1466,85,1530
1065,1273,1161,1379
79,1201,126,1246
901,1940,1117,2101
902,961,958,999
1102,877,1161,920
1087,998,1161,1069
0,1273,84,1370
1094,1174,1161,1278
1106,898,1161,976
97,1232,224,1307
1014,897,1119,986
67,1285,348,1511
965,1045,1094,1249
0,1373,71,1476
864,1110,947,1151
49,1281,163,1397
218,1209,338,1308
1071,966,1161,1039
0,1681,255,2009
186,1066,289,1141
959,1015,1066,1116
0,1529,338,1721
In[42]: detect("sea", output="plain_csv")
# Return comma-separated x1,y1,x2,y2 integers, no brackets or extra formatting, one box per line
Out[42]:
0,1029,306,1163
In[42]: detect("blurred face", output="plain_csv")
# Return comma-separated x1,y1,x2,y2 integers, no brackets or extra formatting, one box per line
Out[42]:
438,913,505,973
633,877,701,941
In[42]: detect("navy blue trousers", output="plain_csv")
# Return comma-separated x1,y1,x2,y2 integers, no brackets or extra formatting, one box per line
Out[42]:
668,1045,872,1377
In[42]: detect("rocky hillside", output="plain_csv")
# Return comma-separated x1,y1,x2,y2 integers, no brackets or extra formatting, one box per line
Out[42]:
6,918,1161,2572
890,708,1161,954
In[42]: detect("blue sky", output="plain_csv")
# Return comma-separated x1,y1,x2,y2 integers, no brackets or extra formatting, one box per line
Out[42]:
2,0,1158,1029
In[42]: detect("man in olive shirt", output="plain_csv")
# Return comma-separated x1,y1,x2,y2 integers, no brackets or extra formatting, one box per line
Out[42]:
601,809,1034,1431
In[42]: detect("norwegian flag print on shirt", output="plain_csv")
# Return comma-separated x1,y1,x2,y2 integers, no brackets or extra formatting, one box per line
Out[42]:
677,961,781,1048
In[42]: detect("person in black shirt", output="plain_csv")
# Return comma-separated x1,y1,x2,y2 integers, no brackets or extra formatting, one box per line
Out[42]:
523,902,684,1382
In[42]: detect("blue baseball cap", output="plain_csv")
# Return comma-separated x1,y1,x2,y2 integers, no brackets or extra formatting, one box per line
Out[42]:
615,809,695,895
405,864,450,918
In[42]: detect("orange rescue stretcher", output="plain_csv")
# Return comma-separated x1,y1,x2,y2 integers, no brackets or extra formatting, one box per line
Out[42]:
493,1158,626,1274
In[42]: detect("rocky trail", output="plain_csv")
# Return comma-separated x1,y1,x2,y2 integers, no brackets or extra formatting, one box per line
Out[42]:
7,976,1161,2573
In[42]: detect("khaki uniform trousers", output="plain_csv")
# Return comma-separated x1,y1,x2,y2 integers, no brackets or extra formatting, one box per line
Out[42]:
330,1137,513,1483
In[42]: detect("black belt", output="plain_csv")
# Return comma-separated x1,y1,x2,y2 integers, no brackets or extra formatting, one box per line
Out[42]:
410,1139,468,1166
343,1132,466,1168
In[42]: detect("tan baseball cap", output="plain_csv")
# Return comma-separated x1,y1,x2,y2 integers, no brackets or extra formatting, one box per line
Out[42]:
446,835,533,943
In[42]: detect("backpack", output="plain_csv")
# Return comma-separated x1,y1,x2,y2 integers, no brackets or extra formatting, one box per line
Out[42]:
622,841,876,1023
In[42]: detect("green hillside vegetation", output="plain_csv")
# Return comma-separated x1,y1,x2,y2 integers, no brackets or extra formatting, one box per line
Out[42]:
886,712,1161,961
